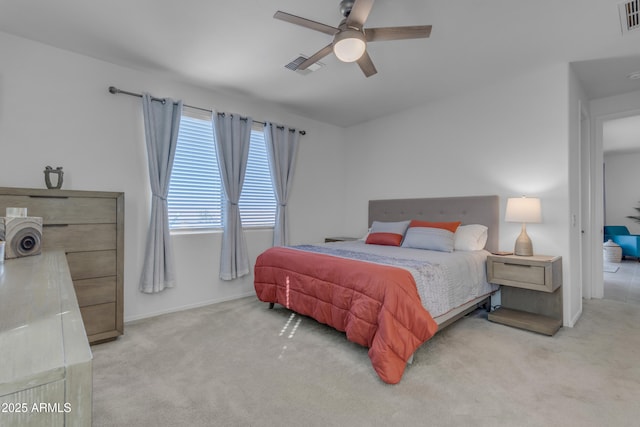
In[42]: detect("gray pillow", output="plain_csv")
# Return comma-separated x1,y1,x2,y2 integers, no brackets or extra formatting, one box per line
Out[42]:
401,227,455,252
365,220,411,246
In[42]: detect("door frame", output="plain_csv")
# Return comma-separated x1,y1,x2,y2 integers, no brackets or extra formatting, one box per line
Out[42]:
589,107,640,299
579,102,590,300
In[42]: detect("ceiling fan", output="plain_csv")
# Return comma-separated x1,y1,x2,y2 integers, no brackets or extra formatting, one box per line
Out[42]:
274,0,432,77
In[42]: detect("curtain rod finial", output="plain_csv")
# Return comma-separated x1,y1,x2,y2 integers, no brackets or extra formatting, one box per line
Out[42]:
108,86,119,95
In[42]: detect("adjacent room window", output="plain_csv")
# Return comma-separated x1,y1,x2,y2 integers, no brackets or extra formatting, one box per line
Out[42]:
167,107,276,230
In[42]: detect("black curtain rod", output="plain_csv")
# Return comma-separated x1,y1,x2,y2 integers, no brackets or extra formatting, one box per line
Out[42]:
108,86,306,135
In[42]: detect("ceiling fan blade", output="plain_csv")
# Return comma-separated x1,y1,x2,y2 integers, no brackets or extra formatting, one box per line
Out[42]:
346,0,375,28
356,51,377,77
298,44,334,70
274,11,339,36
365,25,432,42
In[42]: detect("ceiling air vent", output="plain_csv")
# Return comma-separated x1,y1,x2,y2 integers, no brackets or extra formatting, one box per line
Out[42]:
619,0,640,34
284,55,325,75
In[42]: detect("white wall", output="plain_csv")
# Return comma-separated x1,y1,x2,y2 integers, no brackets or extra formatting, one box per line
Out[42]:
343,64,577,326
0,32,347,321
604,150,640,234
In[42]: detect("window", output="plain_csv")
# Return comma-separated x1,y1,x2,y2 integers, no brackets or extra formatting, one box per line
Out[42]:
167,108,276,230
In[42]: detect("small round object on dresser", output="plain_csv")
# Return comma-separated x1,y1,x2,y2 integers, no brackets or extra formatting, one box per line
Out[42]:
603,239,622,263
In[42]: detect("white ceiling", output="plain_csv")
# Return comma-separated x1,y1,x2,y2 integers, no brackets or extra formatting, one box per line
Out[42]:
1,0,640,127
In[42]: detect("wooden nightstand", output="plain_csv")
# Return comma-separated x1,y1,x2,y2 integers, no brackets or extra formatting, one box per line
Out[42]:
486,254,563,336
324,237,359,243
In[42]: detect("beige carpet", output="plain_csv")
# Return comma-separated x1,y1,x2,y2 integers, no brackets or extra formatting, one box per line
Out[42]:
92,297,640,427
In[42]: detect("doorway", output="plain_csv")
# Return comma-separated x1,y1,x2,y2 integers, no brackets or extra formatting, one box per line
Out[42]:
601,114,640,304
590,110,640,302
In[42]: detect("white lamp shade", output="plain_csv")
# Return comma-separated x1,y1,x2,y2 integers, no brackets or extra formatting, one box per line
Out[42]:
333,31,366,62
505,197,542,223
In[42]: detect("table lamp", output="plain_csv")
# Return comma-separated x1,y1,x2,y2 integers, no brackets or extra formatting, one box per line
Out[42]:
505,196,541,256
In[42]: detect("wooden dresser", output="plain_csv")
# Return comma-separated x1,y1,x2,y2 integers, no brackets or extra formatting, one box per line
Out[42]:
0,187,124,344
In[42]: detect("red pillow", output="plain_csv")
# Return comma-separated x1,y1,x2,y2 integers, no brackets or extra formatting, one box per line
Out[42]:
409,220,461,233
365,232,404,246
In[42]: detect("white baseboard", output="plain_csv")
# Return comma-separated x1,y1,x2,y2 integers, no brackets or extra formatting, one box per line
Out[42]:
568,305,583,328
124,291,257,324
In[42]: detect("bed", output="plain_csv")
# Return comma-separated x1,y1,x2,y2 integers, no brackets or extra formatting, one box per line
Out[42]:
254,195,499,384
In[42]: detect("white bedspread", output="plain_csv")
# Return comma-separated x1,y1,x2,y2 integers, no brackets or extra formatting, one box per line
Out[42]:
292,241,497,319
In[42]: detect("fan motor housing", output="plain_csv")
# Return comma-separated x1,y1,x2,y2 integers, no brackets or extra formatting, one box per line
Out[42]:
340,0,355,17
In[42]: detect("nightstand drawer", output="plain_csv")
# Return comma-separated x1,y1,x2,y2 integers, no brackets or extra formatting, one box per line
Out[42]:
487,255,561,293
493,262,545,286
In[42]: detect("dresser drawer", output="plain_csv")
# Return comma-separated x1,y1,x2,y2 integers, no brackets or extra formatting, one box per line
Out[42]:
0,195,116,224
43,224,116,252
67,250,116,280
74,276,117,306
81,303,116,336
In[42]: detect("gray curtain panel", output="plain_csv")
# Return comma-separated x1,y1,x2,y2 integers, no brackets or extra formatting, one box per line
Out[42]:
139,93,182,293
213,112,252,280
264,122,300,247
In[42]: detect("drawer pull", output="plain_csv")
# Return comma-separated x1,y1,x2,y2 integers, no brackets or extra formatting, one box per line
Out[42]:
29,195,69,199
43,224,69,227
503,263,531,268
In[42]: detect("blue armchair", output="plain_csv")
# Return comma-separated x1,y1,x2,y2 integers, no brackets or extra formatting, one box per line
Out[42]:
604,226,640,260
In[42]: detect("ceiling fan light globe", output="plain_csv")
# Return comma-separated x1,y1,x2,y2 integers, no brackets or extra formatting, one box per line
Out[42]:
333,32,366,62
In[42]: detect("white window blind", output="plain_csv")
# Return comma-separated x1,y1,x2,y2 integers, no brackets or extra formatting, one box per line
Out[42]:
240,131,277,227
168,108,223,229
167,108,276,230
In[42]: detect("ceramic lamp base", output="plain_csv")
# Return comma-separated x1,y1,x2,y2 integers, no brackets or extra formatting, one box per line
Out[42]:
514,224,533,256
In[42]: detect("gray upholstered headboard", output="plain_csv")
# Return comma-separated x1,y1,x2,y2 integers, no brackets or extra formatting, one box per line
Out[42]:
368,195,499,253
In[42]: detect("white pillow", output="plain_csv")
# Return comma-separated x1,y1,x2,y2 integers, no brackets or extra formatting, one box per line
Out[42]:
454,224,488,251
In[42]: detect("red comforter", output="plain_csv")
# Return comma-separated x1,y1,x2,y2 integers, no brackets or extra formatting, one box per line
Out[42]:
254,246,438,384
